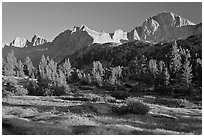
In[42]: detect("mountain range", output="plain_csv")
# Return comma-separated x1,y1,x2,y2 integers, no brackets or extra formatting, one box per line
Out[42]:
2,11,202,66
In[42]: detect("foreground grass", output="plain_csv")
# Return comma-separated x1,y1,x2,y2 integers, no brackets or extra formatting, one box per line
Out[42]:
2,88,202,135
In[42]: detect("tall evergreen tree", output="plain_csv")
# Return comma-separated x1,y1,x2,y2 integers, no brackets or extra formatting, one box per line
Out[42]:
24,56,35,78
148,59,158,78
109,66,122,86
92,61,104,86
170,41,182,76
56,69,67,87
62,58,73,80
163,67,170,86
140,55,148,75
158,60,165,74
17,60,25,77
47,59,58,83
4,50,17,76
38,55,47,78
182,52,193,87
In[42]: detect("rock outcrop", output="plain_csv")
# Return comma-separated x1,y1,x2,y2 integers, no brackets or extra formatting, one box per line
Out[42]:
137,11,199,43
31,35,48,46
7,35,48,48
9,37,31,48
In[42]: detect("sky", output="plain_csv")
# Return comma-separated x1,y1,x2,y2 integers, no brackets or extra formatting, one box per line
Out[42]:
2,2,202,44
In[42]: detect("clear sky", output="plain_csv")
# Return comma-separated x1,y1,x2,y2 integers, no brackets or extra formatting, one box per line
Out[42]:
2,2,202,44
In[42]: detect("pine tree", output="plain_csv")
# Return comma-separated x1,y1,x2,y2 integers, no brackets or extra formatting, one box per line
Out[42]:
56,69,67,87
38,55,47,78
54,69,70,96
109,66,122,86
130,56,140,74
170,41,182,76
62,58,73,80
158,60,165,74
47,59,58,83
163,67,170,86
182,52,193,87
148,59,158,78
17,60,25,77
92,61,104,86
24,56,35,78
140,55,148,75
4,50,17,76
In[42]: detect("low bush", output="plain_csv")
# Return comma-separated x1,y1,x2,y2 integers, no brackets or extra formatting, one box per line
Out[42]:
26,81,40,96
2,77,18,92
115,97,150,115
104,96,116,103
110,90,130,100
154,85,172,95
52,84,71,96
15,86,28,96
173,86,192,95
2,77,28,96
2,90,13,98
83,93,103,102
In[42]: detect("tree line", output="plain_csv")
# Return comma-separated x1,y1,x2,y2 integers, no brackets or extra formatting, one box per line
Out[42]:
2,41,202,96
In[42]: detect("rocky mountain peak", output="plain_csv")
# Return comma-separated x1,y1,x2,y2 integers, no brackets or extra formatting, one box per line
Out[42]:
144,11,195,27
31,35,48,46
140,11,198,43
9,37,30,48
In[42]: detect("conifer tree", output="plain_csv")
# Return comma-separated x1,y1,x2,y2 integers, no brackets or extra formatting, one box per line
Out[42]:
170,41,182,76
109,66,122,86
163,67,170,86
17,60,25,77
158,60,165,74
38,55,47,78
4,50,17,76
56,69,67,87
62,58,73,80
140,55,148,75
148,59,158,78
47,59,58,83
182,52,193,87
130,56,140,74
92,61,104,86
24,56,35,78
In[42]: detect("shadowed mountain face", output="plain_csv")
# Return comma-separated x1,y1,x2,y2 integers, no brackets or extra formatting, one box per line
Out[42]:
2,12,202,66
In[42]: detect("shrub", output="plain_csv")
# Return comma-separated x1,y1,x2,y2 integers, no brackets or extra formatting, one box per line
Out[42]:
2,90,13,98
104,96,116,103
110,90,130,100
154,85,172,95
15,86,28,96
115,97,150,115
26,81,40,96
52,84,70,96
83,93,102,102
2,77,28,96
172,86,192,95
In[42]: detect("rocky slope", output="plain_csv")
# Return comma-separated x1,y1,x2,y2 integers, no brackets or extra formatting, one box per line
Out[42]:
2,11,202,65
5,35,48,48
31,35,48,46
8,37,31,48
138,12,201,43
